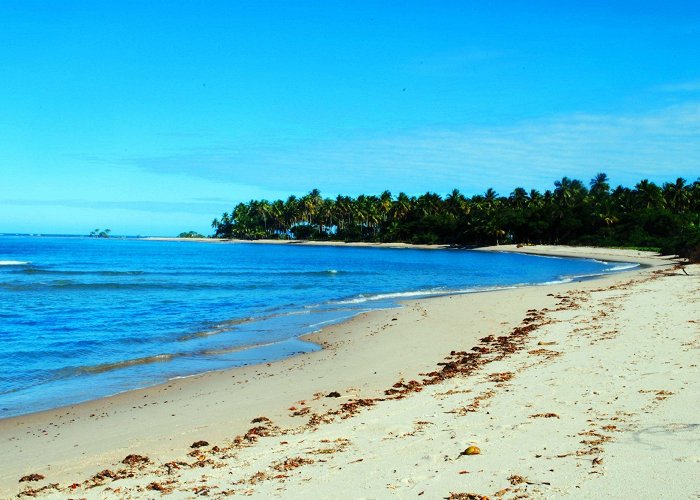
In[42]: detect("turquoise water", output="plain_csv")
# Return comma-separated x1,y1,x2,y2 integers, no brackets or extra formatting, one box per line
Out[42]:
0,236,637,418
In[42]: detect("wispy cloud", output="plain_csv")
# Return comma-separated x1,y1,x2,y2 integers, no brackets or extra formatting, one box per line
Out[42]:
131,102,700,197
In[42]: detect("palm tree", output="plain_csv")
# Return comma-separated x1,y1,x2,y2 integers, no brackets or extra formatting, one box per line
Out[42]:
528,189,544,209
300,189,322,226
690,179,700,212
379,190,393,223
446,189,468,216
589,173,610,199
252,200,271,235
554,177,587,208
270,200,284,235
334,195,353,229
283,196,300,230
663,177,689,212
391,192,412,222
634,179,664,209
482,188,501,214
416,192,443,217
318,197,335,235
489,223,506,245
508,187,529,210
610,186,632,213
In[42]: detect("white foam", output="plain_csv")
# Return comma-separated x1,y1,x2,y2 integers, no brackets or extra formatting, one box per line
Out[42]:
559,272,607,281
538,277,575,285
332,285,522,305
512,252,565,260
333,290,445,304
307,315,356,330
0,260,29,266
605,263,640,272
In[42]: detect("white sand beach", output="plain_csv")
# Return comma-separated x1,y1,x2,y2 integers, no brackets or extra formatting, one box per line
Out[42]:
2,245,698,499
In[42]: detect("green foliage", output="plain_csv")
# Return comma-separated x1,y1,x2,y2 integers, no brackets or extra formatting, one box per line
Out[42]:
659,225,700,262
290,223,322,240
178,231,205,238
89,228,111,238
209,176,700,259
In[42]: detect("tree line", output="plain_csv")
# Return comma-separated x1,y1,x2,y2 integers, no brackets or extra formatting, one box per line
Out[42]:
210,174,700,259
89,228,111,238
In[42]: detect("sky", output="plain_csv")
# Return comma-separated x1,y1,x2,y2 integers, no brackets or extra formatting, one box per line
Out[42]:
1,1,699,236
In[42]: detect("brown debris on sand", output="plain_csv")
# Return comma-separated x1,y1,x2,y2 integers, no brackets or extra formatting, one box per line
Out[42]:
487,372,514,383
271,457,314,472
339,398,377,418
88,468,121,485
527,348,561,358
422,308,551,389
146,481,175,493
231,420,282,447
447,493,490,500
251,416,272,424
121,454,151,467
455,390,496,415
290,406,311,417
18,474,44,483
508,474,527,485
384,379,422,398
16,482,60,498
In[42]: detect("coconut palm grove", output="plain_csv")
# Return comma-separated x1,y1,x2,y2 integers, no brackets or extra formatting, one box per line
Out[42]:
210,174,700,260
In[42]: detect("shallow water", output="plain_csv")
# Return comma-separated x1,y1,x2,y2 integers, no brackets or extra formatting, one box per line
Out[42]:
0,236,636,417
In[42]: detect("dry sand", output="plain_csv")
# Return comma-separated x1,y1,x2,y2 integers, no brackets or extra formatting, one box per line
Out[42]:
2,245,698,499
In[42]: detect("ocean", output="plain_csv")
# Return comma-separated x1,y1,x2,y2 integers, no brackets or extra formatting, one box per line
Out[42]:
0,236,637,418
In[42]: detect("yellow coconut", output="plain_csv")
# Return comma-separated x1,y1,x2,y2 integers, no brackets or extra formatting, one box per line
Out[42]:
463,445,481,455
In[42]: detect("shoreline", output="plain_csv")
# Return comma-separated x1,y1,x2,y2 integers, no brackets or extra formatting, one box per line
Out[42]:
2,246,693,498
0,244,650,422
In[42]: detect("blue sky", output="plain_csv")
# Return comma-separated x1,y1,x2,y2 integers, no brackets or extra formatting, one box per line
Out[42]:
1,1,699,235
